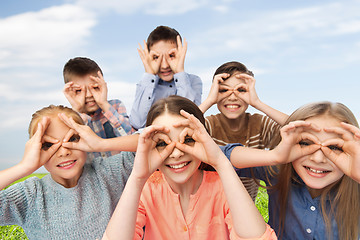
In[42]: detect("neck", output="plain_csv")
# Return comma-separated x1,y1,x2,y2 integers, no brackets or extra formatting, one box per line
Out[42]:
220,114,243,131
165,170,203,196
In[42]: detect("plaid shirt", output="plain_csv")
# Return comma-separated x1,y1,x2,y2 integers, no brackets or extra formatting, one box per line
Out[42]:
81,99,134,160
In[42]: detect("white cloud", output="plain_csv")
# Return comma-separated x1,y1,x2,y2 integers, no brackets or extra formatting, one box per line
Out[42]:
75,0,208,15
0,4,96,68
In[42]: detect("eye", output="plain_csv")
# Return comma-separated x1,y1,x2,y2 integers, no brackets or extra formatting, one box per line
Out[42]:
75,89,82,94
42,142,54,151
237,87,246,93
219,89,229,93
69,134,80,143
184,136,195,145
169,53,175,58
152,55,159,60
299,140,313,147
156,140,168,149
327,145,343,152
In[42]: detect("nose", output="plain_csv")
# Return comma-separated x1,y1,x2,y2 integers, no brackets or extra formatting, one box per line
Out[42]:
85,86,93,97
57,145,72,158
169,147,184,159
160,55,170,69
227,91,237,100
309,149,327,163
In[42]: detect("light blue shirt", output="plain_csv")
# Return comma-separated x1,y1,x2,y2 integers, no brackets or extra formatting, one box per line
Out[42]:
130,72,202,130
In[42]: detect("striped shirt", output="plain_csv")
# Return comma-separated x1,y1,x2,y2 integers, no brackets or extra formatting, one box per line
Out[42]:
205,112,281,200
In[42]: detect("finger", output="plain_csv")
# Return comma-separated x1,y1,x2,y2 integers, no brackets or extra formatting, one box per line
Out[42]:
63,129,77,143
300,144,321,156
45,141,62,159
143,40,149,53
178,127,194,143
321,138,345,149
159,142,176,160
58,113,76,129
324,126,353,141
43,135,60,144
320,146,344,167
173,118,190,128
180,110,206,134
152,132,171,145
214,73,230,81
176,35,183,49
174,141,193,155
340,122,360,139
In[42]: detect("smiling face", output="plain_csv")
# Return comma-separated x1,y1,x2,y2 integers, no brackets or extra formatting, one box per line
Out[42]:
216,72,249,119
152,113,202,187
292,115,345,197
42,116,87,188
150,40,177,81
70,74,100,114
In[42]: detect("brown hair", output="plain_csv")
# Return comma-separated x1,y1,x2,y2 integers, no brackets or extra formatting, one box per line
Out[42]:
29,105,84,137
271,101,360,239
213,61,254,80
63,57,103,83
146,95,213,171
146,26,181,50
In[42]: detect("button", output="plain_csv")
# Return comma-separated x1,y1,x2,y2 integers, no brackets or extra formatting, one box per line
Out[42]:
310,206,316,211
175,79,178,82
183,226,187,231
148,97,151,100
169,85,172,88
306,228,312,233
101,153,106,158
151,79,155,83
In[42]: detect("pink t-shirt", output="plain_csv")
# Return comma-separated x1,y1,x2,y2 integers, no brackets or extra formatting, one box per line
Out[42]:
135,171,277,240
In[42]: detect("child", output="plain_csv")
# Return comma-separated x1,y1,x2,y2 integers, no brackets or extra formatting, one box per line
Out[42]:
130,26,203,130
199,61,288,200
223,101,360,239
0,105,136,240
63,57,134,160
102,96,277,240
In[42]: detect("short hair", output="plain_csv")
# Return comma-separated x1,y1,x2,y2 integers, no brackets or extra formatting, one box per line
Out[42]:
63,57,103,83
213,61,254,80
28,105,84,137
147,26,181,49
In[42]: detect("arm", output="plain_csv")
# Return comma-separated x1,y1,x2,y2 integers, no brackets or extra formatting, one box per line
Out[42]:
59,113,139,152
175,111,267,238
102,126,175,240
1,117,61,190
227,121,322,169
321,122,360,183
129,74,158,130
236,73,288,125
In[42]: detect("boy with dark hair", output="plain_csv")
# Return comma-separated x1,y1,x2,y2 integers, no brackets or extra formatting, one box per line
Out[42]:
130,25,202,130
200,61,288,200
63,57,133,159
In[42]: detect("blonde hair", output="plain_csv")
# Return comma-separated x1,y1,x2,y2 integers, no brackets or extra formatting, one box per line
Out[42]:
28,105,84,137
271,101,360,239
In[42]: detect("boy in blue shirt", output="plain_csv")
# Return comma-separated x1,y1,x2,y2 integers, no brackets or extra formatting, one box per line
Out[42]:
130,26,202,130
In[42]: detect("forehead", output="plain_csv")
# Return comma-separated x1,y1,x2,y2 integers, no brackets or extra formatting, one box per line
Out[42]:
152,113,186,138
69,74,97,85
150,40,176,53
219,72,246,87
305,115,342,140
45,117,71,140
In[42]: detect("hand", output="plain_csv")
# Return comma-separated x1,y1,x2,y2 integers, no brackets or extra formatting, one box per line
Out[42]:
321,122,360,183
133,125,175,180
272,121,321,164
166,36,186,74
58,113,105,152
174,110,226,169
21,117,61,172
89,71,108,109
209,73,230,103
137,40,161,74
63,82,86,113
234,74,260,107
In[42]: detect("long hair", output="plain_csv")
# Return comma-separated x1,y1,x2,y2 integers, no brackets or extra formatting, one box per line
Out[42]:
271,101,360,239
29,105,84,138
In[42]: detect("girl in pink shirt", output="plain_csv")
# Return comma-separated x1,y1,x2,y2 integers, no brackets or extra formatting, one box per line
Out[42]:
102,95,276,240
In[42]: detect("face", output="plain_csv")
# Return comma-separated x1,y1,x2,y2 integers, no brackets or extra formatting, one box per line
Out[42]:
150,40,177,81
42,116,87,188
70,74,99,114
292,115,345,196
216,72,249,119
152,113,202,186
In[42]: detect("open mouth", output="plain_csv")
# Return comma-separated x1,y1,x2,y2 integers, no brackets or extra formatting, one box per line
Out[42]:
167,161,190,169
57,160,77,168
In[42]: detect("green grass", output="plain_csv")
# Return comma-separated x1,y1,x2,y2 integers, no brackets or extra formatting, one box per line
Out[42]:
1,173,47,240
0,174,269,239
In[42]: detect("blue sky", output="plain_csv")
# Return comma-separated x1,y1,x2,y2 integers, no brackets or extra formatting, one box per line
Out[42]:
1,0,360,171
